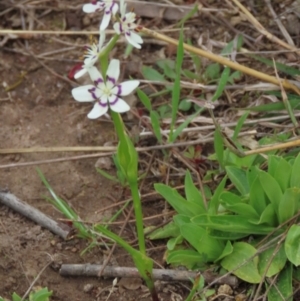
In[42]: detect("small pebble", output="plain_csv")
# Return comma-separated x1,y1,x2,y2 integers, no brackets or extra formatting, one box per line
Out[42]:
83,283,94,293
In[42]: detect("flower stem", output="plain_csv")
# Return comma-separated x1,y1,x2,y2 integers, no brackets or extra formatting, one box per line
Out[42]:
129,180,146,255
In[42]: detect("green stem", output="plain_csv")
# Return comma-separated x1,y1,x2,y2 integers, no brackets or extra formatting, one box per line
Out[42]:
129,180,146,255
110,111,126,143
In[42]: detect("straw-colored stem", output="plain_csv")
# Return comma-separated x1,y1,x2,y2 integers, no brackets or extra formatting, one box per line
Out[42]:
141,27,300,95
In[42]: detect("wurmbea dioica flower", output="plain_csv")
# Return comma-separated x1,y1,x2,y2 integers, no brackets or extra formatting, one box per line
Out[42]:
71,59,140,119
113,0,143,49
75,31,106,79
83,0,118,31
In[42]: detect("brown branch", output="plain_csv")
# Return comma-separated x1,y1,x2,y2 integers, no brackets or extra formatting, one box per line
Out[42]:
0,191,70,239
60,264,238,287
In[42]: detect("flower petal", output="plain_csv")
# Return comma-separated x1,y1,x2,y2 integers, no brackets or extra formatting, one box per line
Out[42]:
83,3,99,13
106,59,120,83
115,80,140,96
72,85,95,102
126,32,143,49
87,66,104,83
87,102,108,119
109,97,130,113
100,12,111,31
74,68,87,79
113,22,121,35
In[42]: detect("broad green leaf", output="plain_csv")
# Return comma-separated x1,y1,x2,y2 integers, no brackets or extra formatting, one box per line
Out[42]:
215,240,233,262
167,249,207,269
155,184,204,217
269,156,291,192
12,293,22,301
147,222,180,240
204,63,220,81
259,170,282,217
249,176,267,216
208,176,227,214
250,204,277,227
141,66,165,81
179,98,192,111
184,170,206,212
285,224,300,266
221,242,262,283
211,66,231,101
278,188,299,224
267,263,293,301
150,110,162,143
220,191,259,219
214,129,224,167
228,71,242,84
209,229,249,240
182,69,199,80
137,88,152,111
167,235,183,250
258,244,287,277
226,151,256,169
156,59,176,80
290,153,300,188
180,223,224,261
226,166,249,196
173,214,191,226
29,288,53,301
192,214,275,234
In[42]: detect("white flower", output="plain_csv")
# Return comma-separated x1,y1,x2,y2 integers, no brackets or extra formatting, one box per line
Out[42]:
75,31,106,79
83,0,118,31
113,0,143,49
72,59,140,119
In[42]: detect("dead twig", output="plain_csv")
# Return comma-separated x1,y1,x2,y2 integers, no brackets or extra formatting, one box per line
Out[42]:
59,264,238,287
0,191,71,239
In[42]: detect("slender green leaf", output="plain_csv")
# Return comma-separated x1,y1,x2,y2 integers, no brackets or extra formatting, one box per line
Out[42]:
214,129,224,167
150,110,162,143
215,241,233,262
251,204,277,226
248,97,300,112
137,88,152,111
167,235,183,250
269,156,291,192
211,66,231,101
221,35,244,56
233,112,250,140
96,168,119,182
169,27,184,142
249,176,267,216
204,63,220,81
221,242,261,283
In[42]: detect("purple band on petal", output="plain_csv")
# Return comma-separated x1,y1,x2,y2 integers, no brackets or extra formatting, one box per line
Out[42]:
110,96,119,105
98,100,108,108
116,84,122,96
94,78,104,85
107,75,116,85
88,87,98,100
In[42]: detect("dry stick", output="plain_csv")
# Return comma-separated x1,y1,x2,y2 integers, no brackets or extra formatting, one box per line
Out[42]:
230,0,299,53
140,27,300,95
59,264,238,286
0,191,71,239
